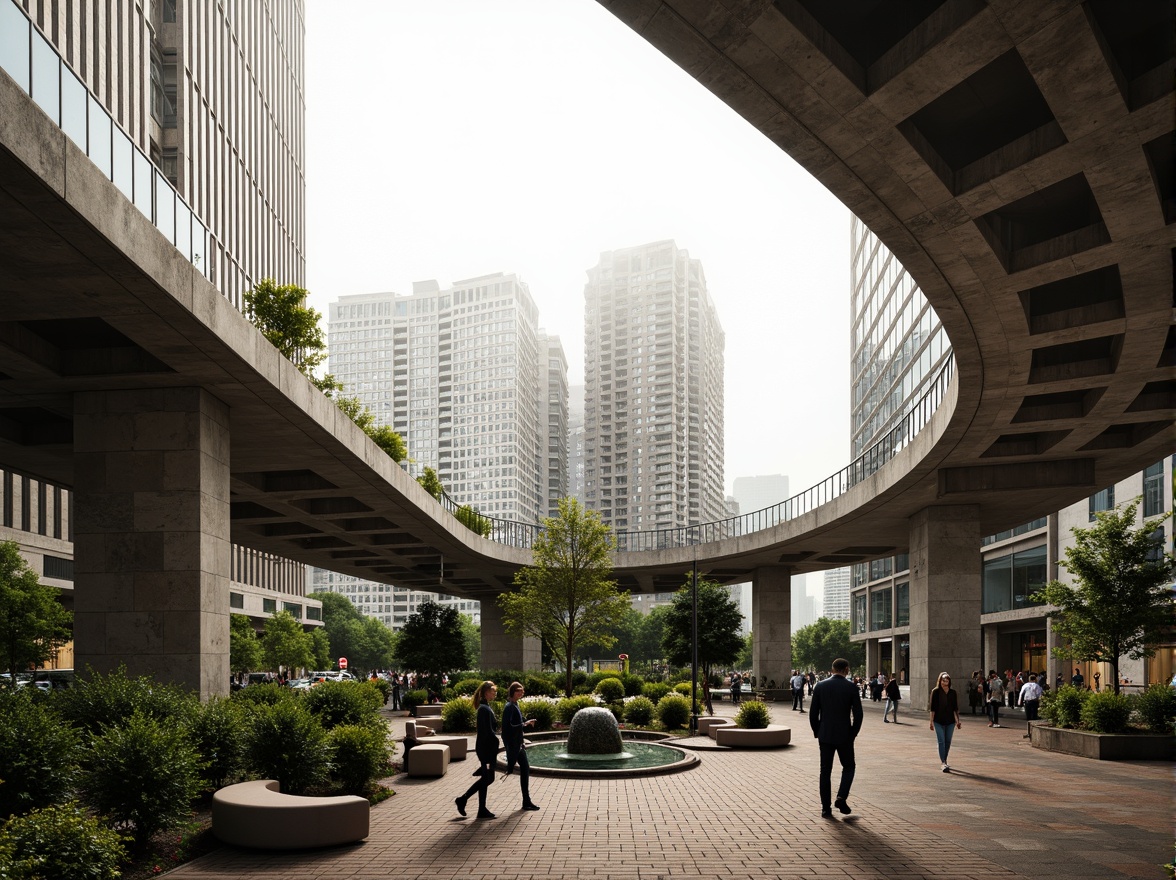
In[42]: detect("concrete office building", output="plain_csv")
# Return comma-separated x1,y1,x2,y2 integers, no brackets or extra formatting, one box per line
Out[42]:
307,567,480,630
847,219,1174,688
583,240,726,531
822,567,850,622
1,0,318,679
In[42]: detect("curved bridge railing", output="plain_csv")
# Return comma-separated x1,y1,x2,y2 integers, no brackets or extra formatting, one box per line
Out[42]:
441,357,955,553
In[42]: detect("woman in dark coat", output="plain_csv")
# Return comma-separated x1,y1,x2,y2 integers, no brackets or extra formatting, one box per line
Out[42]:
928,672,963,772
455,680,500,819
967,670,983,715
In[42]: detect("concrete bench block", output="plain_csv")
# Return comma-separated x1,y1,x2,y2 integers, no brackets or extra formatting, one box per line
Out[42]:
211,780,369,849
705,718,736,739
407,743,450,777
715,724,791,748
416,716,444,733
416,704,443,717
698,716,733,737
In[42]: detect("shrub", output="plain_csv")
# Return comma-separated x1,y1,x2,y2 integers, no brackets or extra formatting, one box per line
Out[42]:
51,666,195,736
1041,685,1089,728
0,802,126,880
524,675,560,697
329,724,392,795
623,696,655,727
366,677,391,705
81,712,203,845
735,700,771,729
0,691,79,819
555,695,598,725
570,670,588,688
455,504,492,536
595,677,625,702
607,701,625,722
673,682,694,697
188,696,247,791
302,681,382,731
1080,691,1132,733
655,693,692,730
518,698,554,731
230,682,294,708
621,674,645,697
441,697,476,732
572,685,592,696
586,671,622,691
402,689,429,715
244,700,331,795
1133,683,1176,735
642,682,671,702
453,678,483,696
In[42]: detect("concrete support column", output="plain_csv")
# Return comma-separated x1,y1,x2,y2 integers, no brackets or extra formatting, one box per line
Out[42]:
908,505,982,708
1045,616,1066,691
479,597,540,671
982,625,999,675
865,639,881,677
751,565,791,689
73,388,231,700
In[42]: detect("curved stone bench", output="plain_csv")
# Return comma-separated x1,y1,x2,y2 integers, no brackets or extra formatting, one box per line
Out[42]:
415,716,444,733
211,780,369,849
698,717,734,737
714,724,791,748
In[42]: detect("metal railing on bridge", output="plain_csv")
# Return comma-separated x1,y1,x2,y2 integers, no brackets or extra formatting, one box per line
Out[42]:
438,358,955,554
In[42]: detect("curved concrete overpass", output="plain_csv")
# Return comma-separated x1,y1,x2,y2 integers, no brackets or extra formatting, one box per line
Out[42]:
0,3,1172,694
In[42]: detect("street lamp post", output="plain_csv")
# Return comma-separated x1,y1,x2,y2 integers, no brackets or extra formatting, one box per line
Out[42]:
690,539,699,736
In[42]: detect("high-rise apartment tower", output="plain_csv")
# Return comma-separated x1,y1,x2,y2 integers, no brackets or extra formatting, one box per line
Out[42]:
583,241,725,531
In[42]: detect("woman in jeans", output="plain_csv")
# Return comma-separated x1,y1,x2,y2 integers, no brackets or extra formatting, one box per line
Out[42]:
928,672,963,772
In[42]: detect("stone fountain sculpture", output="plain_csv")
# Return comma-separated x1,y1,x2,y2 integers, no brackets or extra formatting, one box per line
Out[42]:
566,706,624,755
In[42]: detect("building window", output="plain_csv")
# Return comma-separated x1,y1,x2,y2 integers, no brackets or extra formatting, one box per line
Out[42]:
306,606,322,621
229,592,244,609
1089,486,1114,521
852,594,866,634
895,581,909,627
283,602,302,618
1143,461,1163,518
43,555,74,581
982,545,1047,613
262,598,276,614
870,587,892,630
1146,527,1165,563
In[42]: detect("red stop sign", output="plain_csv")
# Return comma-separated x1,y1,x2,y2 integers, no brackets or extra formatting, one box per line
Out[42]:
338,657,348,669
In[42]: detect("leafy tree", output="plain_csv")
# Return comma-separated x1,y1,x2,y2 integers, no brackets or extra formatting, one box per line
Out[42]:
310,627,332,670
455,504,492,537
416,467,444,500
394,600,470,680
634,605,669,666
0,541,71,680
229,614,264,674
334,397,406,462
356,616,396,671
662,577,744,712
459,614,480,670
262,610,314,674
1033,499,1175,695
310,591,395,671
335,395,374,430
500,497,630,696
243,278,339,395
736,631,753,670
792,617,863,673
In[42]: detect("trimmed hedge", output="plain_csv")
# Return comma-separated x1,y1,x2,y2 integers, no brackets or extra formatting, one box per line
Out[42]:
301,681,382,730
1041,685,1089,729
329,723,392,794
244,700,331,795
735,700,770,729
1133,683,1176,735
441,697,476,732
1079,691,1132,733
189,696,247,791
594,677,625,702
642,682,672,702
518,698,554,731
51,666,194,735
0,801,127,880
623,696,655,727
656,693,692,730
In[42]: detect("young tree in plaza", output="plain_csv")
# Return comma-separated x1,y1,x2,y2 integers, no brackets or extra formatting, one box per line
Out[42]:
792,617,864,674
500,497,630,696
0,541,71,682
1034,500,1175,695
261,610,314,675
229,614,264,674
662,577,744,711
394,600,470,682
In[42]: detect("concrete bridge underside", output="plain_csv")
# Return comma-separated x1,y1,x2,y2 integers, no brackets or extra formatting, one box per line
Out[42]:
0,1,1172,697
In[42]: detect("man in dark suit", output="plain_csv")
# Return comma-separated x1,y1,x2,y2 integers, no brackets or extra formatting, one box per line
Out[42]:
809,657,864,818
502,681,540,811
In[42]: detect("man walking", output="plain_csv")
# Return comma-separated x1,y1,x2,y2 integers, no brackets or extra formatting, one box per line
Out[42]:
810,658,863,819
1018,673,1043,738
791,669,807,713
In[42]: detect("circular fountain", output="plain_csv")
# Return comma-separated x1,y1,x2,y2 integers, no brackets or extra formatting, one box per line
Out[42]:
513,706,699,778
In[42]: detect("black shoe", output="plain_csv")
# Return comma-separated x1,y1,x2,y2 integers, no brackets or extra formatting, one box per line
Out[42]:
455,797,467,817
476,810,496,820
835,798,851,815
522,802,540,811
821,808,834,819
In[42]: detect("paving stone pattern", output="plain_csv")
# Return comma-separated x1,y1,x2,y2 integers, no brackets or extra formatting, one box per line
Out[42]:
168,701,1171,879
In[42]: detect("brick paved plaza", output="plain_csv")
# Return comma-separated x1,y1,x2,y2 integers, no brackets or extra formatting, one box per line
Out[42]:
166,700,1172,880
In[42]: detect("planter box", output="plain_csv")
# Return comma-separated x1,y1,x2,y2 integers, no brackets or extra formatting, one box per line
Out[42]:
1029,722,1175,761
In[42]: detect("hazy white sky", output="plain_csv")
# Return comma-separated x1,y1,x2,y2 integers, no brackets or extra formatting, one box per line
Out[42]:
304,0,852,499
